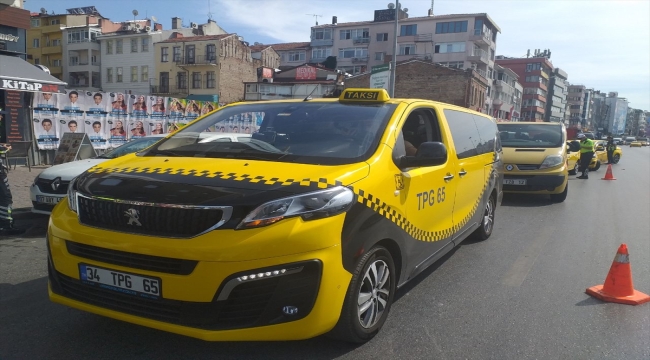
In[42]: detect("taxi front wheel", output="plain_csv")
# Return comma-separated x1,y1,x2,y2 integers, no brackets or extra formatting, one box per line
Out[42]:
328,246,396,343
472,194,496,241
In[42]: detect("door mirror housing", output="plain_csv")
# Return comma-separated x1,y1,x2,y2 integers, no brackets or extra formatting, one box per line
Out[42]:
399,142,447,169
567,140,581,153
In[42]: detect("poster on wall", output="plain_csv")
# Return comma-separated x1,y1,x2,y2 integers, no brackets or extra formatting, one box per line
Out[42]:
32,92,61,150
85,91,110,149
167,98,186,133
148,96,167,136
107,92,129,147
58,89,86,136
128,94,149,139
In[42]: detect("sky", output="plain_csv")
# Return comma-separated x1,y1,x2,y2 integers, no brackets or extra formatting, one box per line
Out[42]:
23,0,650,110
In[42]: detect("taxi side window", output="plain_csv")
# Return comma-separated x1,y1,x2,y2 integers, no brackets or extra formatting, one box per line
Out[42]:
393,109,441,163
444,110,497,159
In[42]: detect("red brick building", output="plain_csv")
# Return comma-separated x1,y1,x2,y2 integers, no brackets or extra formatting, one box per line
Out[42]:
495,55,553,121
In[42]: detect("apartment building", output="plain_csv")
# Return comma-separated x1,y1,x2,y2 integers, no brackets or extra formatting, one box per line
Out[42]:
545,67,568,123
626,108,646,136
99,17,226,95
590,90,609,136
266,42,311,70
249,44,281,69
582,88,594,130
492,64,522,122
27,8,106,81
309,7,499,84
604,92,628,135
566,84,586,129
61,23,103,90
153,34,257,104
495,52,553,121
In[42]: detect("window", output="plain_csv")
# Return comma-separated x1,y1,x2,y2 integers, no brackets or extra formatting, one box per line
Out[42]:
161,47,168,62
69,56,79,66
67,30,91,43
439,61,464,69
31,19,40,27
400,24,417,36
312,28,332,40
34,58,40,64
351,28,369,40
107,68,113,83
91,55,97,65
434,42,465,53
206,71,215,88
116,40,123,54
131,66,138,82
32,38,40,48
445,110,497,158
377,33,388,41
116,67,123,82
177,72,187,89
375,52,385,61
173,46,181,61
106,40,113,54
338,65,367,75
340,30,351,40
141,66,148,82
312,47,331,59
192,72,201,89
287,51,305,61
141,37,149,52
399,44,416,55
525,63,542,72
52,39,61,46
206,44,216,61
50,19,60,25
131,38,138,52
435,21,468,34
53,59,61,67
338,47,368,58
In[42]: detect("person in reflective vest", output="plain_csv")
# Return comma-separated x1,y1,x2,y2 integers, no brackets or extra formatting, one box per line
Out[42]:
0,144,25,236
577,134,594,179
606,136,617,164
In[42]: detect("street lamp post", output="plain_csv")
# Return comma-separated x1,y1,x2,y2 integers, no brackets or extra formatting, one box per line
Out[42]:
389,0,399,97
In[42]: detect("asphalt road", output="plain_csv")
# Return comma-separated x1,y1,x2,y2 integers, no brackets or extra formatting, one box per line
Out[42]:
1,147,649,360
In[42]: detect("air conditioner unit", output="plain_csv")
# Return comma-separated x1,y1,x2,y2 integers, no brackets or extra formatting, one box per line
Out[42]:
135,23,142,29
262,78,273,83
144,26,152,32
121,24,131,31
424,55,431,60
190,22,198,29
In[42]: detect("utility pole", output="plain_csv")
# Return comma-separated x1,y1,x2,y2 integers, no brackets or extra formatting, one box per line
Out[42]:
389,0,399,97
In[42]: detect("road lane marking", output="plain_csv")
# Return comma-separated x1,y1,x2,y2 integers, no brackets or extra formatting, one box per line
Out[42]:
501,225,553,287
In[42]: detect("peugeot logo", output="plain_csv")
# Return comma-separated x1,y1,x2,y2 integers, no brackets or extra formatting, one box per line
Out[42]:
124,208,142,226
51,177,61,191
505,164,514,171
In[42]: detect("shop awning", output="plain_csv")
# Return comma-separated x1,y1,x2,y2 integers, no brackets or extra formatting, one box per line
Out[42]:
0,55,67,93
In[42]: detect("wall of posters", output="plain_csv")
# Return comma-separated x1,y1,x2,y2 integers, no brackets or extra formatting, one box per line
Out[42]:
32,90,221,151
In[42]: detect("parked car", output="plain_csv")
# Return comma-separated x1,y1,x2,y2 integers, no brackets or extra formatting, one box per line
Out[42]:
638,138,649,146
593,140,623,166
613,137,623,145
30,135,166,214
624,136,637,145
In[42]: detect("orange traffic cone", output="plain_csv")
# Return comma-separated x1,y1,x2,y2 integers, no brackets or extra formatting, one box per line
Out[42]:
601,164,616,180
586,244,650,305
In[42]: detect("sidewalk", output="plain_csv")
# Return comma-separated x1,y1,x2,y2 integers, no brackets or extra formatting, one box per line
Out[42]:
5,164,47,219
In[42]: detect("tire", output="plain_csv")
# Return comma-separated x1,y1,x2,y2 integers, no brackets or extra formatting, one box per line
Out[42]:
550,182,568,203
472,194,496,240
613,154,620,164
568,162,579,175
592,161,601,171
328,246,396,343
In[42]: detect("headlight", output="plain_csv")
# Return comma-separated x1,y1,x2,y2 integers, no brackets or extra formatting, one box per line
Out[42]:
237,186,355,229
539,155,563,169
32,173,40,186
67,177,78,213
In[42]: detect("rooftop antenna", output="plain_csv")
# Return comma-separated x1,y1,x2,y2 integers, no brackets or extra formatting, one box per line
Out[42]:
306,14,323,26
207,0,213,20
132,9,139,22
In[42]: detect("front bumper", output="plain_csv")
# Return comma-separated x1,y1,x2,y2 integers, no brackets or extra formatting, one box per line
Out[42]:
30,183,64,215
47,205,352,341
503,174,567,194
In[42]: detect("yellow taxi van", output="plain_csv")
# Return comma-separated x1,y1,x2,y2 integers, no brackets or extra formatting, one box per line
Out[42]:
497,122,568,202
47,89,503,343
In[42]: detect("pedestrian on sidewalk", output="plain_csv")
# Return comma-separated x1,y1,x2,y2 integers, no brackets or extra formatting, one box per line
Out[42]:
0,144,26,236
577,134,595,179
606,136,617,164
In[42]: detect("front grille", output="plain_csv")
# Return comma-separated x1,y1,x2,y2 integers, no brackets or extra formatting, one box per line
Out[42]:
49,260,322,330
516,164,540,170
36,178,69,194
77,196,227,238
66,241,198,275
32,201,55,212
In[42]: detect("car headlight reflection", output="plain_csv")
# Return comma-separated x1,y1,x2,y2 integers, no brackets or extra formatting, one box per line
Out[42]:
539,155,563,169
237,186,355,229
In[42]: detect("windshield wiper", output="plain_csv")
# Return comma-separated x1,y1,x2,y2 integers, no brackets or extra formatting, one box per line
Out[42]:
149,149,184,157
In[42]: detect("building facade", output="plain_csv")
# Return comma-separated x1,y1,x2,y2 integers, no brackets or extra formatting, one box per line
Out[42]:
345,59,489,111
244,64,342,101
249,44,281,70
266,42,312,70
99,18,226,95
545,67,567,123
61,23,103,90
492,64,522,121
152,34,257,104
604,92,628,135
495,52,553,121
626,108,646,137
566,84,586,129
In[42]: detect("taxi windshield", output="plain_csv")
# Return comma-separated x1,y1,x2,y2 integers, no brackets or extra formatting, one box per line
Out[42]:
497,124,563,148
143,102,396,165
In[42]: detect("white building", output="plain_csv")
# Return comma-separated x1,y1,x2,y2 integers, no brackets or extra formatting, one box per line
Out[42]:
98,17,226,94
62,24,102,91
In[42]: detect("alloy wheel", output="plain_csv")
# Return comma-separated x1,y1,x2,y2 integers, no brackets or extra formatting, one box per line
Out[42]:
483,197,495,235
357,260,391,329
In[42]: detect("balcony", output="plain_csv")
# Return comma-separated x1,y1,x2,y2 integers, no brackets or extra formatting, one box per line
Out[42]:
352,37,370,45
468,48,489,64
176,55,218,66
351,57,369,63
472,67,487,79
150,85,188,96
469,29,491,45
41,45,62,55
414,33,433,42
48,66,62,75
310,38,333,47
69,61,100,67
494,80,515,94
40,24,65,34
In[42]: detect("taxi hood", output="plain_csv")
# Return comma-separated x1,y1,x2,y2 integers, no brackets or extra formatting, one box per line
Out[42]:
501,147,563,164
76,155,370,206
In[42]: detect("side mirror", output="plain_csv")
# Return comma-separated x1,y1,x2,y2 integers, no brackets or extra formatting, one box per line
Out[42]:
399,142,447,169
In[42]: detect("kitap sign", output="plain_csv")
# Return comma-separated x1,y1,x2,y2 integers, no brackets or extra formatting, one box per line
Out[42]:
1,79,62,93
370,64,390,91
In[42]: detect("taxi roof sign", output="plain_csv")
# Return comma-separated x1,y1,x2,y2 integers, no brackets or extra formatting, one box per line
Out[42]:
339,88,390,102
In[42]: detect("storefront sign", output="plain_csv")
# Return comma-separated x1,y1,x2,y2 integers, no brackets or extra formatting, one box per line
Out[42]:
0,33,19,42
1,79,61,93
296,67,317,80
370,64,390,91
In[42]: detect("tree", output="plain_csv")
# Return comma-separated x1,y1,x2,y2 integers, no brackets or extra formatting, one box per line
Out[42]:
321,56,337,70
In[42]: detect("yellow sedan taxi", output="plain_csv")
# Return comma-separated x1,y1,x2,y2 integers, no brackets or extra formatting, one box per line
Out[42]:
593,140,623,165
629,140,643,147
